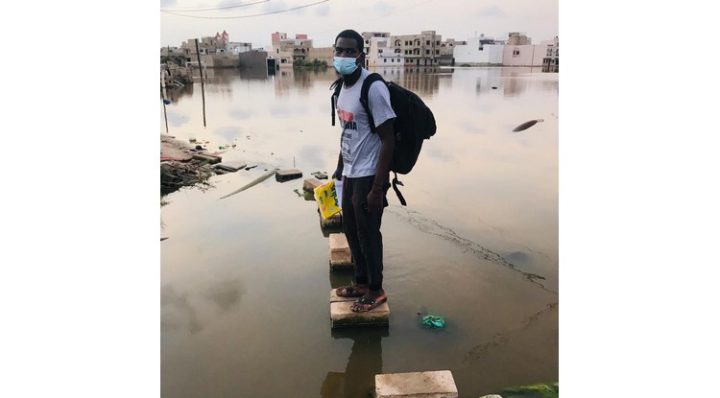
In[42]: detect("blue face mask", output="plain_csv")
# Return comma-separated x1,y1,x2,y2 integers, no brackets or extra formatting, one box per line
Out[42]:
333,55,359,75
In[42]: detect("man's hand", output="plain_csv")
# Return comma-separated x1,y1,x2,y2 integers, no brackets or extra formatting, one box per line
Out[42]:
366,186,384,214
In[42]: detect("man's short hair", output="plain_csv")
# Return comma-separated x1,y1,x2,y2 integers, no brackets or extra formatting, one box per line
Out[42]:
335,29,364,53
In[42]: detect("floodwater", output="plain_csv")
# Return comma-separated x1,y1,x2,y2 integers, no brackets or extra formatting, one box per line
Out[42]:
160,66,558,398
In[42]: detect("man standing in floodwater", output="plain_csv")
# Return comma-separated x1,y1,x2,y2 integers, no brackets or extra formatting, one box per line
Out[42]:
331,29,396,312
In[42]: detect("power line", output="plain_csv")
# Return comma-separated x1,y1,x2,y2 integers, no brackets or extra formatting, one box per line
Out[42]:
161,0,270,13
161,0,329,19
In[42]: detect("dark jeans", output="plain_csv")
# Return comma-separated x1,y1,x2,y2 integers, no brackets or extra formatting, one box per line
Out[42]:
341,175,389,292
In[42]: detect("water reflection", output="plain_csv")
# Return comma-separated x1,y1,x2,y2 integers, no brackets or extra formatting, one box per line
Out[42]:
161,284,203,334
165,84,193,104
322,328,388,398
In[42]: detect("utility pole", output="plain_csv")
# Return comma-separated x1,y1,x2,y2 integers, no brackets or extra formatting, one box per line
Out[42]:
194,38,207,127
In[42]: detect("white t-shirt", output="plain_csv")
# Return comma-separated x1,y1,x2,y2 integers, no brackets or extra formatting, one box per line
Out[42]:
336,68,396,178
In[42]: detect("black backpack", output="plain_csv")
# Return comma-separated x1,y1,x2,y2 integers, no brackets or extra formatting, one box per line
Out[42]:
330,73,436,205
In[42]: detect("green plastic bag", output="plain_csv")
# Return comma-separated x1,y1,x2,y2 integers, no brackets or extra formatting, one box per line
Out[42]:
421,315,446,329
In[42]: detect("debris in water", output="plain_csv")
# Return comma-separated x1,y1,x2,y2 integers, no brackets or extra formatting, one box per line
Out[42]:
219,169,278,200
245,164,258,171
491,86,498,89
161,237,169,241
311,171,328,180
195,145,203,150
420,314,446,329
293,189,303,197
189,138,197,143
276,169,303,182
512,119,544,132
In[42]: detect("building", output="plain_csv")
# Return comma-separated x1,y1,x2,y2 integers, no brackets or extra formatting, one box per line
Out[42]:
437,38,466,65
389,31,445,67
507,32,531,45
365,35,403,67
542,36,559,72
502,34,557,67
227,42,252,54
453,34,503,66
270,32,313,62
307,47,334,65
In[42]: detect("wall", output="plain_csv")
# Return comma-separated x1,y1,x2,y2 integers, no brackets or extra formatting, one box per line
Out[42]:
454,39,504,65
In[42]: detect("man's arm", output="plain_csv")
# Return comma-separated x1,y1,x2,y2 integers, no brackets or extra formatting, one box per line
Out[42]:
367,119,395,213
333,152,343,180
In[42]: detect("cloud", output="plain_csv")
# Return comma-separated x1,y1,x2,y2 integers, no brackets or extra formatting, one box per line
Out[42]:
216,0,264,12
478,5,506,18
263,0,306,15
374,0,396,15
314,4,330,16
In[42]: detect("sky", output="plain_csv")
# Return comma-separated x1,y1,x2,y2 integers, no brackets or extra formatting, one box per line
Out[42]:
160,0,558,49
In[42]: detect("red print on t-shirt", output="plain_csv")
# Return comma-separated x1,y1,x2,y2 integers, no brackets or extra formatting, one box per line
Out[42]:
338,109,354,123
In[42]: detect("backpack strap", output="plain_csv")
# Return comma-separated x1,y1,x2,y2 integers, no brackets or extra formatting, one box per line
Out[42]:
359,73,384,134
330,78,343,126
391,171,407,206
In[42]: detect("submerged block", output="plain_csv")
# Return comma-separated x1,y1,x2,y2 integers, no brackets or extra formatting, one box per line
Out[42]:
330,289,389,328
192,153,222,164
329,233,353,269
303,178,323,192
375,371,458,398
276,169,303,182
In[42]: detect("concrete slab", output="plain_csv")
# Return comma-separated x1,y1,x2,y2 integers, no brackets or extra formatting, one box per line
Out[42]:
192,153,222,164
329,233,353,269
276,169,303,182
330,289,389,328
375,371,458,398
303,178,323,192
215,161,247,172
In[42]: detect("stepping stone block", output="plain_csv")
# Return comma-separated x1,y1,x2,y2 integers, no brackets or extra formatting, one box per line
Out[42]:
303,178,323,192
192,153,222,164
215,161,247,172
276,169,303,182
375,370,458,398
330,289,389,328
320,211,343,229
329,233,353,269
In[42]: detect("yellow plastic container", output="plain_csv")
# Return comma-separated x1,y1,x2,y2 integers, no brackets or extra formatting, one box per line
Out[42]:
314,179,341,220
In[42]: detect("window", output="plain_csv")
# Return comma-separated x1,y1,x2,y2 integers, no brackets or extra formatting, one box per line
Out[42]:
513,49,520,56
384,58,387,63
378,49,383,53
426,40,430,45
436,41,440,45
436,50,439,54
425,49,430,54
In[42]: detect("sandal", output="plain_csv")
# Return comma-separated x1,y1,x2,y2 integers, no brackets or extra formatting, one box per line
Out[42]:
351,294,388,313
336,284,368,298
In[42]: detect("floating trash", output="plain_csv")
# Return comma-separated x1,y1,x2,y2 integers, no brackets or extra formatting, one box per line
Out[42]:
163,98,171,105
421,314,446,329
512,119,544,132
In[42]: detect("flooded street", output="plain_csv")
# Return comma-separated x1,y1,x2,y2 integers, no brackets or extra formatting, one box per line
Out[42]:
161,66,558,397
